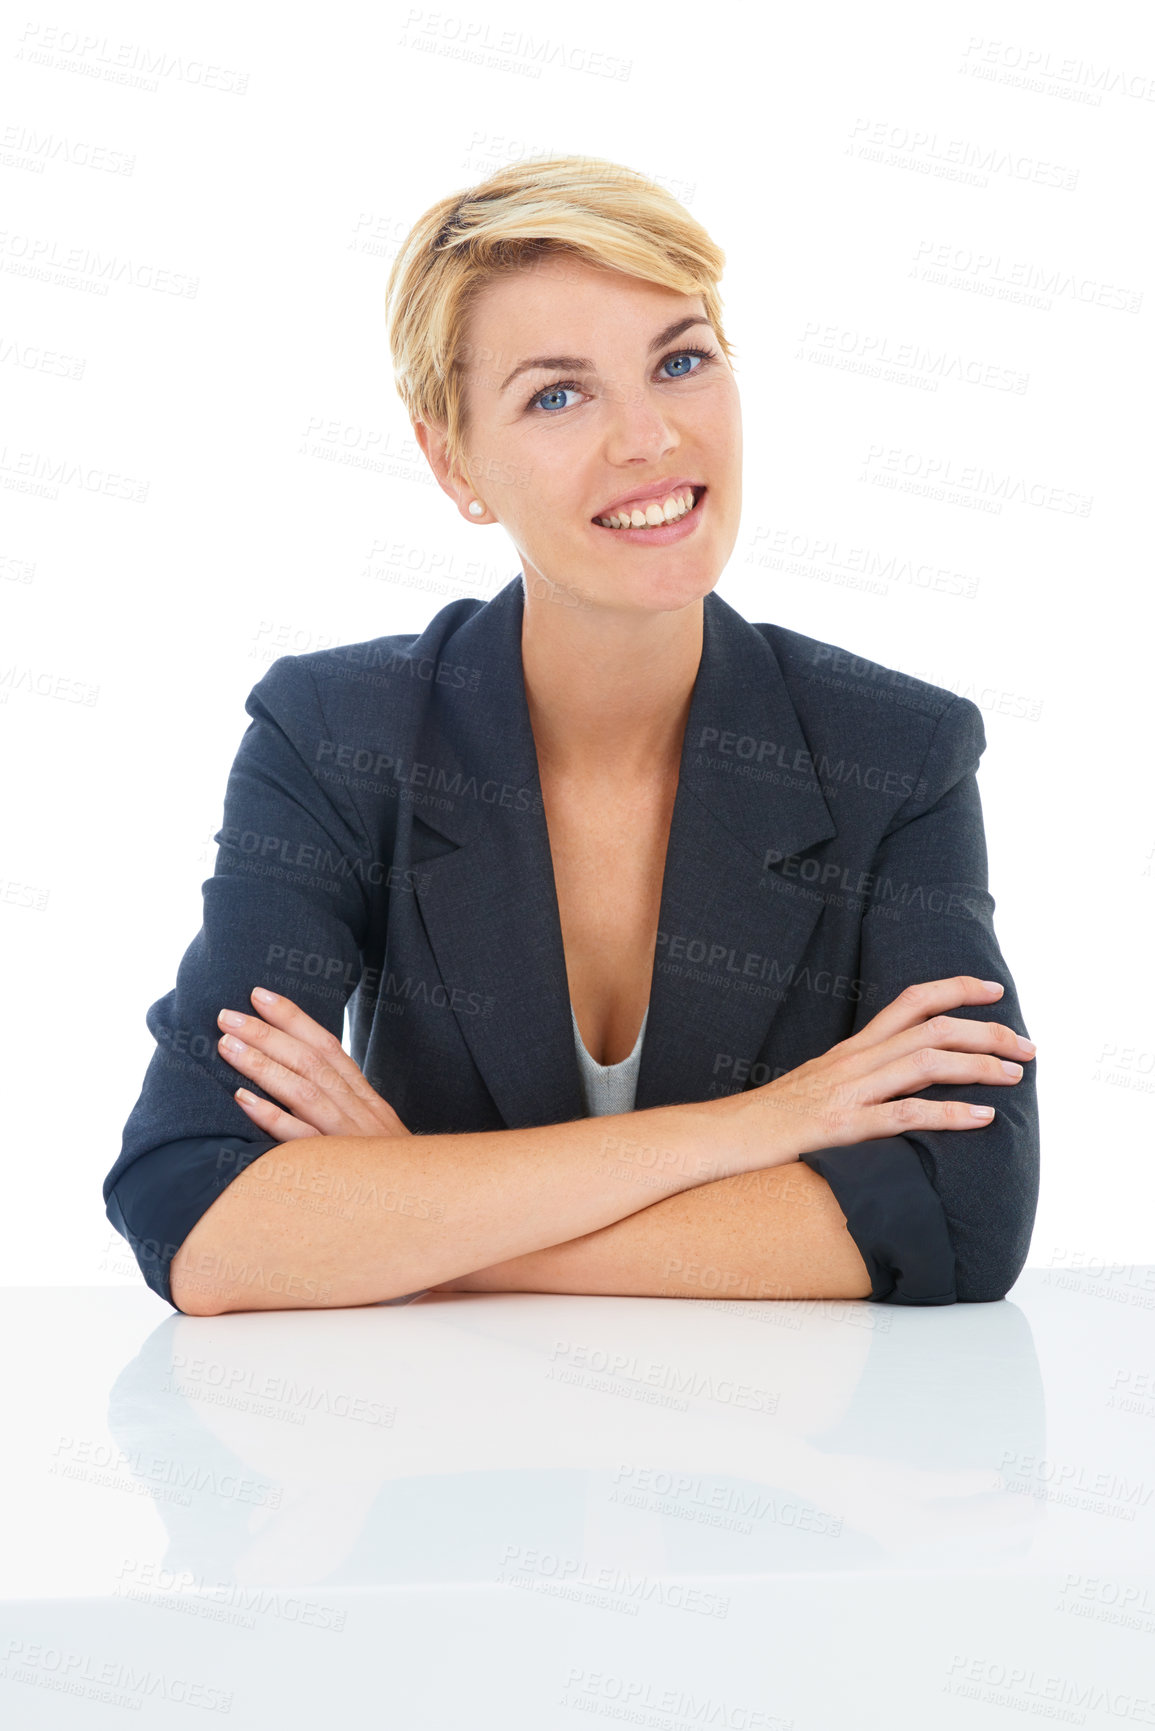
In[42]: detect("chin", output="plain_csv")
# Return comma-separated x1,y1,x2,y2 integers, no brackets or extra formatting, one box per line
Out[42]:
617,567,720,614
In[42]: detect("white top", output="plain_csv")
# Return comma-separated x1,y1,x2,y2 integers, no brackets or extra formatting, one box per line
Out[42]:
570,1000,649,1117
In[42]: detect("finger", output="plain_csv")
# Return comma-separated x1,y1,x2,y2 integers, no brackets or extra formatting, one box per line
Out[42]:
218,1003,371,1111
233,1086,321,1143
220,1008,412,1139
218,1031,367,1137
833,1014,1035,1087
841,976,1005,1053
864,1097,998,1137
897,1013,1034,1060
242,992,413,1137
837,1043,1026,1108
246,989,381,1105
801,1095,998,1150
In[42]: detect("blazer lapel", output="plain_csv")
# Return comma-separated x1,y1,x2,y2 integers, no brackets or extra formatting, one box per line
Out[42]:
411,577,837,1128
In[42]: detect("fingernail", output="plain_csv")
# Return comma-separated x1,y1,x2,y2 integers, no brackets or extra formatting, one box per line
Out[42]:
982,980,1003,993
1016,1036,1036,1053
1000,1060,1023,1077
253,987,277,1005
221,1034,246,1054
219,1009,245,1029
970,1105,995,1118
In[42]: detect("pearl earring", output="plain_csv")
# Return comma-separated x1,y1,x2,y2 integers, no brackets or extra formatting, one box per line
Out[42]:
468,500,484,516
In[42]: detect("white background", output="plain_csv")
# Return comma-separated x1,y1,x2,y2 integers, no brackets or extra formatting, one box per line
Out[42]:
3,0,1152,1285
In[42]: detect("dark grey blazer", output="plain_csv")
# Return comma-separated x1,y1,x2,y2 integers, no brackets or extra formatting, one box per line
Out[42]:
103,574,1039,1311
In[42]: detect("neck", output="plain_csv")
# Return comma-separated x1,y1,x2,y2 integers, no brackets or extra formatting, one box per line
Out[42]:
520,587,705,784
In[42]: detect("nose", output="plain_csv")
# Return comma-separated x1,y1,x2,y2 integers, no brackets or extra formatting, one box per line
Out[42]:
599,388,681,469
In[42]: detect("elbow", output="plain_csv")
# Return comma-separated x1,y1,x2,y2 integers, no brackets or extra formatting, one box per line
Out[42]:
170,1275,221,1318
169,1253,215,1317
956,1258,1029,1305
952,1206,1035,1304
944,1107,1040,1305
169,1225,234,1316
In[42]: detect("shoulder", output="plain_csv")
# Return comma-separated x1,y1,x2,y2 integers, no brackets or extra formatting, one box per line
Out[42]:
753,616,955,722
244,593,488,724
753,615,985,761
721,609,989,824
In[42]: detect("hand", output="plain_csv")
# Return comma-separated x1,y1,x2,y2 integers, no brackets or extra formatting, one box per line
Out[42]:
747,976,1035,1161
215,989,411,1142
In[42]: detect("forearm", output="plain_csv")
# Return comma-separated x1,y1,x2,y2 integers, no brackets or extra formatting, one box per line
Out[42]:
430,1160,874,1301
170,1090,785,1315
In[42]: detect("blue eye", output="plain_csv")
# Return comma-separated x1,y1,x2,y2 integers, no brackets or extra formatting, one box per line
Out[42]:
533,384,582,414
661,351,703,379
527,345,716,414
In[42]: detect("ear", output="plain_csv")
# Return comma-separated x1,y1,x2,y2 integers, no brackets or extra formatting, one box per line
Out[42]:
413,421,485,522
412,418,449,483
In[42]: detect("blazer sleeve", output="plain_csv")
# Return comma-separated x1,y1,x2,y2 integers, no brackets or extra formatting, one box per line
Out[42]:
800,1136,957,1305
805,694,1039,1305
102,655,378,1313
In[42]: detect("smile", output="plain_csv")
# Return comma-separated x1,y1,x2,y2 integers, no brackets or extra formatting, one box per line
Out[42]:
592,486,707,535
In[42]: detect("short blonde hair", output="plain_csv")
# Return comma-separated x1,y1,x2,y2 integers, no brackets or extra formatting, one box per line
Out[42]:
385,154,735,490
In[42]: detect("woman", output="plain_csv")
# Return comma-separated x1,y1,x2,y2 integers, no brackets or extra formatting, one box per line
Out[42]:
103,157,1039,1317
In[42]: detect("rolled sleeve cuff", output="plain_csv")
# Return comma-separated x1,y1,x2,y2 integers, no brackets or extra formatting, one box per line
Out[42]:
800,1136,957,1305
106,1133,283,1311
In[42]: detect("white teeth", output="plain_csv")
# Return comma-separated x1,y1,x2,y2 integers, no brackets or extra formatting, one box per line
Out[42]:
597,488,697,529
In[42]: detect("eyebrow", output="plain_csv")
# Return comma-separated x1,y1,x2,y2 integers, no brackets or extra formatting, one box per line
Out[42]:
497,315,715,395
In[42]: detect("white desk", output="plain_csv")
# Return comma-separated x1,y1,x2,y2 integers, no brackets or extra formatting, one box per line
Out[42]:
3,1270,1154,1727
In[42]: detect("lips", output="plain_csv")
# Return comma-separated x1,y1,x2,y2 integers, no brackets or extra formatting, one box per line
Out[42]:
591,480,704,521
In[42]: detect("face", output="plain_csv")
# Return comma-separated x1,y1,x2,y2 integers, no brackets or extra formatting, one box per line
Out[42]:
416,255,742,616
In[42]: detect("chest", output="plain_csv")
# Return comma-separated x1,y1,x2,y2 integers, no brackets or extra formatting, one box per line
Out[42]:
538,769,679,1067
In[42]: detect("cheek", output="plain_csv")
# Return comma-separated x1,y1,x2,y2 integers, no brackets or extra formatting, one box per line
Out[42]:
520,473,586,533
